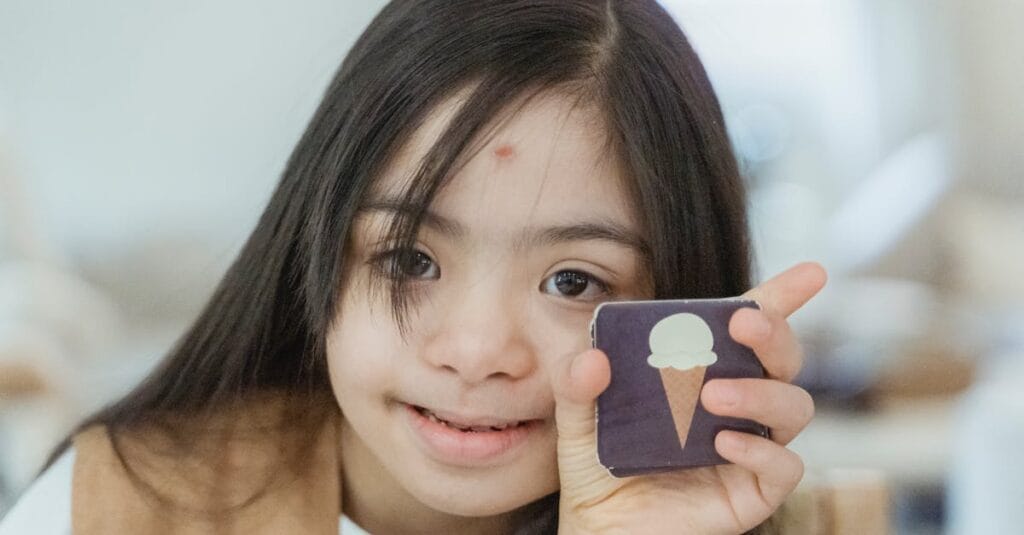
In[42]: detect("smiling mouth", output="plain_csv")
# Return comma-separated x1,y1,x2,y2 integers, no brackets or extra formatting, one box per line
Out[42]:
410,405,531,432
403,402,542,465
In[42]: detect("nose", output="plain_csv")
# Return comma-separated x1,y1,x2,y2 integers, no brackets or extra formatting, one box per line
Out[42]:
419,283,536,385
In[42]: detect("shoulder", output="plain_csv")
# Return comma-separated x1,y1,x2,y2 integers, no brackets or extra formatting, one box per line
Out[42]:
0,446,75,535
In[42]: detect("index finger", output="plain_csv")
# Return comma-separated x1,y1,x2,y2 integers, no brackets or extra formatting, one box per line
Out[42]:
742,262,828,318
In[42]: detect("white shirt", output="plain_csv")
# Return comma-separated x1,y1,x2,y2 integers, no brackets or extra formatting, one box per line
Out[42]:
0,447,369,534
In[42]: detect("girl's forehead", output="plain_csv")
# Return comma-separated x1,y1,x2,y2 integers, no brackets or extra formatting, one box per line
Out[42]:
372,90,627,219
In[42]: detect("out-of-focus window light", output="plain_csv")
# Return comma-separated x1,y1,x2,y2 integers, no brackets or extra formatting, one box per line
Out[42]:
661,0,882,186
658,0,954,281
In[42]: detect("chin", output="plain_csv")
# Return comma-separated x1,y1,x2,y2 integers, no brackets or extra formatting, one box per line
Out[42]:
405,468,557,517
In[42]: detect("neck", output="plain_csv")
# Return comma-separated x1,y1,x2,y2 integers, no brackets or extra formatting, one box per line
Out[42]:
338,417,526,535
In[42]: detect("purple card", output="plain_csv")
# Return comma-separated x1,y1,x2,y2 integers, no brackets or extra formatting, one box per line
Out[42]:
591,298,769,477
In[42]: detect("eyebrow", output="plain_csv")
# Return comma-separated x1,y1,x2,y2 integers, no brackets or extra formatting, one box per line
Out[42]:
358,198,652,260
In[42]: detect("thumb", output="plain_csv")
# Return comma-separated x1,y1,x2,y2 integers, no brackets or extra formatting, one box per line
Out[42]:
553,348,610,443
553,348,617,497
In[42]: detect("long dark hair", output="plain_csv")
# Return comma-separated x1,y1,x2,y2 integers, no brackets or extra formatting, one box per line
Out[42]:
43,0,752,530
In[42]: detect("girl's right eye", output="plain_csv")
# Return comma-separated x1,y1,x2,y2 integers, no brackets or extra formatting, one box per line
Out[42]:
368,248,439,280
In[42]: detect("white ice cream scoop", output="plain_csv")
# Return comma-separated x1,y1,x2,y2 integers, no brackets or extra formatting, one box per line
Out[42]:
646,312,718,371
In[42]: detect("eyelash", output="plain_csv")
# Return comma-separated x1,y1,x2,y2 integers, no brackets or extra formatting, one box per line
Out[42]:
366,247,613,301
367,248,439,280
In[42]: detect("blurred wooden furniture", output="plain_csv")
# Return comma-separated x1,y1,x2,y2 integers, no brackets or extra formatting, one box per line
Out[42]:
771,468,890,534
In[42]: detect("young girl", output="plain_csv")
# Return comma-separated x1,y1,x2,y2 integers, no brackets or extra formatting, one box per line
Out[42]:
0,0,824,533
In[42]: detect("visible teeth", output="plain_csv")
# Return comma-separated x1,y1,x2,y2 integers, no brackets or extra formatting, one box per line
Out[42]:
418,406,523,431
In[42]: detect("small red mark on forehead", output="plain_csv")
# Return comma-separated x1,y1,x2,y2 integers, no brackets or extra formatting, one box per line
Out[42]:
493,143,516,160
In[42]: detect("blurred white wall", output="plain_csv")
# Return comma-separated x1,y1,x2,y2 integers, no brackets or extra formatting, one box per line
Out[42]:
0,0,386,256
953,0,1024,199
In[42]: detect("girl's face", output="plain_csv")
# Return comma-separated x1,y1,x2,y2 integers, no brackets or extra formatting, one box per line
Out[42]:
326,90,652,525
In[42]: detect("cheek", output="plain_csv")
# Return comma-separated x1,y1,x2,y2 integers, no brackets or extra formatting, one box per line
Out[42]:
524,299,597,399
325,297,402,406
329,337,392,395
530,298,596,353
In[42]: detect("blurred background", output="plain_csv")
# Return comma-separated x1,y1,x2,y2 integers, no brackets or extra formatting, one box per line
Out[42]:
0,1,1021,533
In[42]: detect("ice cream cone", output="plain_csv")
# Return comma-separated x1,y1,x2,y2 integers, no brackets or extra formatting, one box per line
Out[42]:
659,365,707,449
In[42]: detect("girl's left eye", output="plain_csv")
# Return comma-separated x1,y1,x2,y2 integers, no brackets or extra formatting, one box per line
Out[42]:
368,248,440,280
541,270,611,301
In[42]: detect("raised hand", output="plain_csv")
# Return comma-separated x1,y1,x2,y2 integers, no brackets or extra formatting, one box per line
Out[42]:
553,262,827,534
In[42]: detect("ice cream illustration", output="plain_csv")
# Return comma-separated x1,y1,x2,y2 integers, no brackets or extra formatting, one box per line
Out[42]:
646,312,718,449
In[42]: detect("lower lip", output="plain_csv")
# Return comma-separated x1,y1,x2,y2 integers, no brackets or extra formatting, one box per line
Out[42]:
402,403,537,467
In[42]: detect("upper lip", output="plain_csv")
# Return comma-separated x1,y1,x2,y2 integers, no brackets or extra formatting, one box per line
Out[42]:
408,403,539,427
